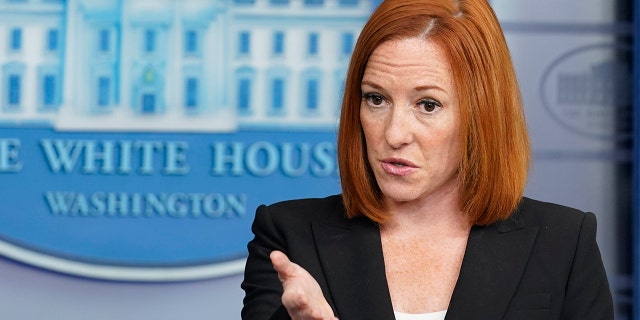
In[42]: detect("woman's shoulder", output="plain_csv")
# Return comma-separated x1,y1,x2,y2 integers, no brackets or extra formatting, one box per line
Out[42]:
512,197,597,234
517,196,589,218
257,194,346,224
265,194,344,211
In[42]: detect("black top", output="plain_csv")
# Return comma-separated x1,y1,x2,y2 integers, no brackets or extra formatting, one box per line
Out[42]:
241,195,614,320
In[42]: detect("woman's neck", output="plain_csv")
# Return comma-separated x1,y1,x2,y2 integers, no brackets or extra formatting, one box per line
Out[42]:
381,189,470,236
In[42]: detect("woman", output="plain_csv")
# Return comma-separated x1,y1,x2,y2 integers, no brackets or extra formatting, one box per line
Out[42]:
241,0,614,319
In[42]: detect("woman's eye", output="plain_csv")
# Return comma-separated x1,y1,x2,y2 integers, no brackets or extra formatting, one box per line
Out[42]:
363,93,386,107
417,99,442,114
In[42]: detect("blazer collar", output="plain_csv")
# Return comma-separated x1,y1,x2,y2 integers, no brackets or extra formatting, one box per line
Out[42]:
311,203,538,320
446,210,539,320
312,213,396,320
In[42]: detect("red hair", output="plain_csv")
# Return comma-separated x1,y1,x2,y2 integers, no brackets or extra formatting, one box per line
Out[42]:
337,0,530,225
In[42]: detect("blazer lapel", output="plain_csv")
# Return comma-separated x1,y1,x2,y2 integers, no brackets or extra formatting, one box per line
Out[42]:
312,215,396,320
446,212,539,320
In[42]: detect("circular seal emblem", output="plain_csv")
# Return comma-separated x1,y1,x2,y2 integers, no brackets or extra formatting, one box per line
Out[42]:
540,43,632,140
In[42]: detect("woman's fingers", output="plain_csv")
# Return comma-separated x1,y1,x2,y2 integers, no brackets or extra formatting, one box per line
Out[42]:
270,251,338,320
270,250,297,281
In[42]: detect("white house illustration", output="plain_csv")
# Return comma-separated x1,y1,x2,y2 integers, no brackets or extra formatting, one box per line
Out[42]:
0,0,372,132
557,59,631,107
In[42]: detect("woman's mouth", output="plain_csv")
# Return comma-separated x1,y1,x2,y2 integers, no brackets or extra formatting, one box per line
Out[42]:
381,158,417,176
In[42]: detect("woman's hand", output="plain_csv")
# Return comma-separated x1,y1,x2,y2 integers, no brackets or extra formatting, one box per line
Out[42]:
270,251,338,320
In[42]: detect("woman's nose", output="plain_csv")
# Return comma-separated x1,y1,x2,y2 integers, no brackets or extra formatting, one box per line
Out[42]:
384,106,414,149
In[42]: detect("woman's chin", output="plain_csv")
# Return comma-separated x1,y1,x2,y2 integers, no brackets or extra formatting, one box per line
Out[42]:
381,190,421,204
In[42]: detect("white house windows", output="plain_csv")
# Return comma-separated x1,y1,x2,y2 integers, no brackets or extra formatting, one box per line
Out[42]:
304,0,323,7
185,30,196,52
267,68,290,115
132,26,165,114
235,67,256,114
131,64,165,114
98,29,110,53
93,66,115,111
185,77,198,109
0,0,369,129
307,32,319,57
2,63,25,110
183,67,202,112
182,28,202,112
97,76,110,107
238,31,251,56
144,29,156,53
141,93,155,113
38,66,61,110
269,0,289,6
272,78,284,111
46,29,59,52
338,0,359,6
184,29,201,56
238,78,251,112
136,27,164,56
272,31,285,56
9,28,22,52
8,75,21,107
43,75,56,106
341,32,354,56
95,25,119,57
306,79,318,110
301,69,322,114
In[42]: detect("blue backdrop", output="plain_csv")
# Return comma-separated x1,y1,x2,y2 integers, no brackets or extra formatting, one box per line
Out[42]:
0,0,634,318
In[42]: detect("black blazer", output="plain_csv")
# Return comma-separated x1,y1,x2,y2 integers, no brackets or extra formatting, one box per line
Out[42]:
241,195,613,320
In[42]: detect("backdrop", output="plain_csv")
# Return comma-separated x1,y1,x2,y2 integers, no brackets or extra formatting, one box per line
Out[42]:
0,0,633,319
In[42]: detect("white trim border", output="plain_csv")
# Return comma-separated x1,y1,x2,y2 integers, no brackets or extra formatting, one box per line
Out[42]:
0,240,246,282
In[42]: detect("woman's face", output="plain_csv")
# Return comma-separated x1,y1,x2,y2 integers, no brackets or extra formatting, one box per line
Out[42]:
360,37,462,208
